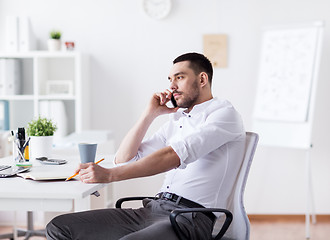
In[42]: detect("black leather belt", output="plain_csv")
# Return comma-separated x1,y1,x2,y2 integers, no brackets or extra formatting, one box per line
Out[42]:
155,192,216,222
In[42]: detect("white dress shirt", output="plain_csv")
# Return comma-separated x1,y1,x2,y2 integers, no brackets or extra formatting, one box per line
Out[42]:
121,98,245,209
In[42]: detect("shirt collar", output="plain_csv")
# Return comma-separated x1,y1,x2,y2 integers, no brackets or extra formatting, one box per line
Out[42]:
177,98,216,117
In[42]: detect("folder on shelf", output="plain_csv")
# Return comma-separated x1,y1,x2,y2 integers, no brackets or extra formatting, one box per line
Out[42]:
19,16,36,52
39,100,68,139
0,59,21,95
0,100,9,130
5,16,19,52
0,60,4,95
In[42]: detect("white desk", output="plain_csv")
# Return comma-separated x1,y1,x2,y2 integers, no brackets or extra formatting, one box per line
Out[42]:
0,149,114,239
0,174,107,212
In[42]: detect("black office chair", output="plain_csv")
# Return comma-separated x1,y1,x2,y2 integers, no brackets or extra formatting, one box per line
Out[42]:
116,132,259,240
116,196,232,240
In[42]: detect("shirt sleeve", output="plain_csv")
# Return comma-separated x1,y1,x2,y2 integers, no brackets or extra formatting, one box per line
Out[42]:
170,106,245,169
113,122,169,166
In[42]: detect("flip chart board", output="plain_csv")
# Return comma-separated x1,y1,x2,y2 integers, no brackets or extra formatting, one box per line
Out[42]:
253,22,324,148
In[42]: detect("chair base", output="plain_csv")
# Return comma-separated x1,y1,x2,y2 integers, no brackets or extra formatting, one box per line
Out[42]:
0,229,46,240
0,211,46,240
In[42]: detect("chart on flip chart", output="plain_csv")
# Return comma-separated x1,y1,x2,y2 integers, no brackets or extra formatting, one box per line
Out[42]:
253,22,324,148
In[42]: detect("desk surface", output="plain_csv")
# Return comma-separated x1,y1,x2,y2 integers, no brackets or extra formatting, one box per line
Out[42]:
0,148,114,212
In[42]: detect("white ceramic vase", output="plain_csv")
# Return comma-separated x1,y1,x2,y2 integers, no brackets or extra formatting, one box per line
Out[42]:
48,39,61,51
29,136,54,160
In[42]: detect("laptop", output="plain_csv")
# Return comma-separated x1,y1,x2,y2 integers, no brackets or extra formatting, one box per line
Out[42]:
0,165,30,177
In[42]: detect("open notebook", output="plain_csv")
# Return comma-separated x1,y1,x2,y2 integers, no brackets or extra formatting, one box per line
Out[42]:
17,166,77,181
17,171,77,180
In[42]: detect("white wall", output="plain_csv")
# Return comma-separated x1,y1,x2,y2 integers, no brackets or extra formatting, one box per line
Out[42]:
1,0,330,215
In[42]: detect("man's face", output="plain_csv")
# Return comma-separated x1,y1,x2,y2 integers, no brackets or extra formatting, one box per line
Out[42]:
168,61,200,109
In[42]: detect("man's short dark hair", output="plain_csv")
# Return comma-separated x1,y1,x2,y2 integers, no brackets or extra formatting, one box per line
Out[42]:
173,52,213,86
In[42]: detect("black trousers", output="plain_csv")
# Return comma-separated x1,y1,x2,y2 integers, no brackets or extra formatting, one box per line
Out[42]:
46,198,214,240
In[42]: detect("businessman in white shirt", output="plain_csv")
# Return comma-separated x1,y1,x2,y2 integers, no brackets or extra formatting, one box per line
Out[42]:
46,52,245,240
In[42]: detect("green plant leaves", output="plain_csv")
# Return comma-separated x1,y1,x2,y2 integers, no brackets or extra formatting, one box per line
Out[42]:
26,116,57,136
49,30,61,39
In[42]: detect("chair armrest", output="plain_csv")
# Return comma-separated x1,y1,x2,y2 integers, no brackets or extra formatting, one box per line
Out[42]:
170,208,233,240
115,197,154,208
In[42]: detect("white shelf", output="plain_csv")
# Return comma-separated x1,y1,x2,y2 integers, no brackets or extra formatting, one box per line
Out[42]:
0,95,34,100
0,51,89,136
38,95,76,101
0,51,80,59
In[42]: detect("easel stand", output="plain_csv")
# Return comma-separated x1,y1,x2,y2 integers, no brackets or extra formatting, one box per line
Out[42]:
252,21,324,240
305,146,316,239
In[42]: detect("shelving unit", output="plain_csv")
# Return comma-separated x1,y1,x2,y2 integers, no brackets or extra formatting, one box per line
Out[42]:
0,51,90,137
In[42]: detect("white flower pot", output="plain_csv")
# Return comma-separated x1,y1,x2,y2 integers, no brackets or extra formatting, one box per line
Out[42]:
48,39,61,51
29,136,54,160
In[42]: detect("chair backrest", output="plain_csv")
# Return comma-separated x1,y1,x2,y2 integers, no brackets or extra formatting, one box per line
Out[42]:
219,132,259,240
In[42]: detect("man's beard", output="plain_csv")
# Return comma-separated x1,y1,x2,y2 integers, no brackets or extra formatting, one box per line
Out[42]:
177,79,200,109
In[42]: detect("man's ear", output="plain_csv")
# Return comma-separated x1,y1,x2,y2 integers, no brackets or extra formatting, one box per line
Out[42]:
199,72,208,88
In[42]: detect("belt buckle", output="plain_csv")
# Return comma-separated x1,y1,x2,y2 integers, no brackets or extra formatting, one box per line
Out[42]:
163,192,173,200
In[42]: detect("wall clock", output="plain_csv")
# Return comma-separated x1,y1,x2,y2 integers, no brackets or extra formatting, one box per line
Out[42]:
142,0,172,20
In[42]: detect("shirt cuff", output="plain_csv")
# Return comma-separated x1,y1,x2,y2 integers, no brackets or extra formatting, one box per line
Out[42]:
113,154,138,167
170,141,189,169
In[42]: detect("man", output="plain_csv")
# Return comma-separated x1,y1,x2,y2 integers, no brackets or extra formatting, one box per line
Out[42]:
46,52,246,240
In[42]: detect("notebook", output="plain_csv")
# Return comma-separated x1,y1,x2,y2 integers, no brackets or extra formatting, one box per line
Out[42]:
17,168,77,181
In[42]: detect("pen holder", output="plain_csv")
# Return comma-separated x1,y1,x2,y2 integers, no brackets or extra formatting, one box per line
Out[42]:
13,141,26,163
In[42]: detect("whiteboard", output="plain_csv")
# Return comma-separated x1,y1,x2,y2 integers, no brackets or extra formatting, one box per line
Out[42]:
253,22,324,148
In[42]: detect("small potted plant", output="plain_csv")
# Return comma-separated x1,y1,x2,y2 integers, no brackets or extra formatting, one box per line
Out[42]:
48,30,62,51
27,116,57,160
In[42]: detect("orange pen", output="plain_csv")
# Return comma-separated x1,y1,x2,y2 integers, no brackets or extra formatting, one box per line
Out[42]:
65,158,105,181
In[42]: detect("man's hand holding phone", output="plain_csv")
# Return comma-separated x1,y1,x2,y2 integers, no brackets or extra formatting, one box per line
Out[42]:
147,89,178,118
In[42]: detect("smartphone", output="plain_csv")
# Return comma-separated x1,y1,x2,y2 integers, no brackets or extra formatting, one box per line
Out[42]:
171,95,177,108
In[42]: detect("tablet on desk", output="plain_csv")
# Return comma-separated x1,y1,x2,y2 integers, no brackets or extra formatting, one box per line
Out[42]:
0,165,30,178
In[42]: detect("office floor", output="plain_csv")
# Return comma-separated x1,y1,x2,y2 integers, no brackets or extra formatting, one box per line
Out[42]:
0,217,330,240
250,219,330,240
